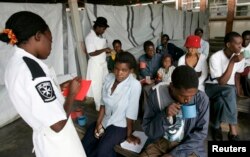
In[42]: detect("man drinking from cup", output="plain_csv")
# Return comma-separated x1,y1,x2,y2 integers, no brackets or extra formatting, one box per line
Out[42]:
140,65,209,157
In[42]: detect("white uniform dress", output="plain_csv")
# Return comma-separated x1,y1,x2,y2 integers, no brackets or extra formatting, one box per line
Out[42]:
85,30,108,111
4,47,86,157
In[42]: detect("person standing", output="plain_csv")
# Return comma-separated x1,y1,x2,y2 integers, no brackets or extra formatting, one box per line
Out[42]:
85,16,111,111
1,11,86,157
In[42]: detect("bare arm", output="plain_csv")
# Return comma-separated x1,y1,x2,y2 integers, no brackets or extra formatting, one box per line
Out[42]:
89,48,111,56
235,72,244,97
94,105,105,138
96,105,105,126
50,77,81,132
217,61,235,85
126,118,140,144
217,54,243,85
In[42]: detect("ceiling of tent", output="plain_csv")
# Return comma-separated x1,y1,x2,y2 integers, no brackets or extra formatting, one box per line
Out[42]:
0,0,158,7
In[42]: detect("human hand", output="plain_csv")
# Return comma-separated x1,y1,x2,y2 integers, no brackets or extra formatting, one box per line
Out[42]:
145,79,153,84
157,72,163,80
105,47,112,53
94,123,104,139
166,103,181,117
230,53,244,63
60,80,70,91
126,135,141,145
68,77,81,96
196,71,202,77
161,153,173,157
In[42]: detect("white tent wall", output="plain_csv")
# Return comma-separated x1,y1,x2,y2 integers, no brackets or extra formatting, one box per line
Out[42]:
85,3,163,59
64,9,92,76
163,6,184,40
84,3,209,59
0,42,18,128
182,11,209,41
0,3,64,75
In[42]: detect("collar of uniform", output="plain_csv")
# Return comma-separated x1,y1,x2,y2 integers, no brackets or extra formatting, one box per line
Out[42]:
108,73,133,95
15,46,49,71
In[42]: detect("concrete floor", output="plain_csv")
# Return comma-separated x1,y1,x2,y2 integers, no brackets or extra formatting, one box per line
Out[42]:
1,99,250,157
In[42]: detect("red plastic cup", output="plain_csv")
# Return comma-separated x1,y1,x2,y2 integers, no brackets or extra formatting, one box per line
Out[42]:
70,112,77,121
75,108,83,117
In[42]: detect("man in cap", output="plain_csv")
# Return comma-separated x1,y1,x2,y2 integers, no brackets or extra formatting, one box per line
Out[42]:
85,17,111,111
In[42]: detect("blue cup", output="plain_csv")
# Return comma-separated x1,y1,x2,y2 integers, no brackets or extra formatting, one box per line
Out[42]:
181,104,197,119
78,115,87,126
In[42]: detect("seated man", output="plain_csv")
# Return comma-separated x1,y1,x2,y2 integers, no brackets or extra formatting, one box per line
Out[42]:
140,65,209,157
156,34,185,66
138,40,162,116
205,32,245,141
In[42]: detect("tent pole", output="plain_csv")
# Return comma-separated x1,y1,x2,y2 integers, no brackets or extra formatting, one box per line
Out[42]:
68,0,87,78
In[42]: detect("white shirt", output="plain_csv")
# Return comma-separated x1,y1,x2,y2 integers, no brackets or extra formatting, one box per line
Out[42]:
242,43,250,67
198,39,209,58
4,47,86,157
206,50,245,85
85,29,107,63
178,53,208,91
5,47,66,130
157,66,175,85
85,30,109,111
101,73,141,128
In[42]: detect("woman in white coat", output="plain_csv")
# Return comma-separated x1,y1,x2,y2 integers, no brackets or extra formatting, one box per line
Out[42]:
1,11,86,157
85,17,111,111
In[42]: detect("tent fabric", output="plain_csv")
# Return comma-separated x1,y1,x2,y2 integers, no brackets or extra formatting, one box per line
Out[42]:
85,3,162,59
163,6,184,40
84,3,209,59
64,10,92,75
0,2,64,75
0,85,19,128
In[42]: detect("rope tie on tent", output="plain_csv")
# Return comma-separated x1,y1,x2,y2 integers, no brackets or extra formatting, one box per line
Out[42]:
2,29,18,45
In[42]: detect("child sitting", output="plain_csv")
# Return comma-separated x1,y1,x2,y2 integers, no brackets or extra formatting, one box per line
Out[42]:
156,54,175,85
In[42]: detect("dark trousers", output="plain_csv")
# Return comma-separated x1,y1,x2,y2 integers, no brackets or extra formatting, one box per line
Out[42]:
82,122,127,157
139,83,155,119
205,84,237,128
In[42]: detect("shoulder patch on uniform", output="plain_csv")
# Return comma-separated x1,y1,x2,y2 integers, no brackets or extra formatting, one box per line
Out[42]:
23,57,46,80
36,81,56,103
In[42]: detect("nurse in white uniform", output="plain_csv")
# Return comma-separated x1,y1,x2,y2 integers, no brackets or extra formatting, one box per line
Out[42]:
1,11,86,157
85,17,111,111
